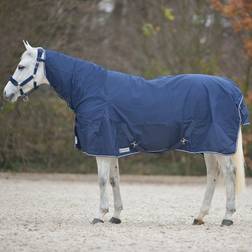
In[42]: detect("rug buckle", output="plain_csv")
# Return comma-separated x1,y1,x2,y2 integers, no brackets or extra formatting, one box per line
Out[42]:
180,138,188,145
130,141,138,149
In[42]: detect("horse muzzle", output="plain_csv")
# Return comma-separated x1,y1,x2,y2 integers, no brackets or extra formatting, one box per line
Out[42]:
3,90,15,102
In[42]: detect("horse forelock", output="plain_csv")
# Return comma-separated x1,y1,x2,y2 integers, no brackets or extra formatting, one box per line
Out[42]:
21,50,34,60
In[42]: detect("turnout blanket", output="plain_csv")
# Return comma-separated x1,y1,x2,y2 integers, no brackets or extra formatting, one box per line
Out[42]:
45,50,249,157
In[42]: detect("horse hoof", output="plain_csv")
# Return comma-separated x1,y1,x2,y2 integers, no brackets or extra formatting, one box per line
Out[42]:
109,217,121,224
91,218,104,224
221,219,233,226
192,218,204,225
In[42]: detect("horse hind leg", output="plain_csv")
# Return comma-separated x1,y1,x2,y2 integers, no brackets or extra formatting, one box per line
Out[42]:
216,155,236,226
193,153,220,225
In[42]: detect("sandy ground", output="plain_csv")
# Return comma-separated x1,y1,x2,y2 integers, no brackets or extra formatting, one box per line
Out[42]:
0,173,252,252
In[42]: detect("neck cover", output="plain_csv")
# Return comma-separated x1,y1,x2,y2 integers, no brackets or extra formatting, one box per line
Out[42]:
45,49,249,157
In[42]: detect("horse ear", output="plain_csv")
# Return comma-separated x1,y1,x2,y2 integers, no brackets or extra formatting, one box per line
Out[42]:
23,40,28,49
22,40,33,52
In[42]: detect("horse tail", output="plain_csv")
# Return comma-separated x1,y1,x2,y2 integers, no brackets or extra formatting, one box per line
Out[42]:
231,127,246,193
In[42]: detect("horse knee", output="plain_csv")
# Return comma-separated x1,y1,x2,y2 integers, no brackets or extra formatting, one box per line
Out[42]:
99,177,108,187
115,205,123,211
110,177,116,187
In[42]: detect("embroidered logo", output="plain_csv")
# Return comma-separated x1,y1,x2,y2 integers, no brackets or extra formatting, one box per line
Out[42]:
119,147,130,153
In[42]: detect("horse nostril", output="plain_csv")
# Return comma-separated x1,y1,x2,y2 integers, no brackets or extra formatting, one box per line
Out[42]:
3,90,14,101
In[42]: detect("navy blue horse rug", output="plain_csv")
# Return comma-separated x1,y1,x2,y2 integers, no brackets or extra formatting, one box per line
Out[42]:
45,50,250,157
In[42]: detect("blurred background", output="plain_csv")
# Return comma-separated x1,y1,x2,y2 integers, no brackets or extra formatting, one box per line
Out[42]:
0,0,251,175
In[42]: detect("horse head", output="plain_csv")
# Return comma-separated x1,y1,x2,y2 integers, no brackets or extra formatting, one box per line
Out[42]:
3,41,47,102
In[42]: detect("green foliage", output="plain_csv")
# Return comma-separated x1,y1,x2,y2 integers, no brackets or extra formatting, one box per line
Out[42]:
119,153,206,176
163,7,175,22
192,14,205,25
142,6,174,38
0,102,16,113
143,61,170,79
142,23,159,37
198,57,221,75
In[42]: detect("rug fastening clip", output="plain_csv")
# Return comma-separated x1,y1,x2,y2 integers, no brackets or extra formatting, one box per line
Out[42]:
180,138,188,145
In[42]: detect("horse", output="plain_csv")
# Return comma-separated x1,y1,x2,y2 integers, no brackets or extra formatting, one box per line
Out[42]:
3,41,249,226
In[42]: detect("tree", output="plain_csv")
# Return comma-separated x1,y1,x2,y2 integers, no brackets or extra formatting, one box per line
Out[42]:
211,0,252,93
212,0,252,169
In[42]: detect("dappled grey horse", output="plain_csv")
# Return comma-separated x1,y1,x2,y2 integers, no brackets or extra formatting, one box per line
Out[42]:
3,41,249,226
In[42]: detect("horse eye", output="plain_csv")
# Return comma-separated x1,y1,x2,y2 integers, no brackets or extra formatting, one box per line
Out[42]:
18,65,25,70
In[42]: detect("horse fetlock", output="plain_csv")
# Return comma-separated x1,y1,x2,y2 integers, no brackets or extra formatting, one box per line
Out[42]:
227,208,236,214
198,209,209,220
91,218,104,224
200,209,209,216
115,205,123,211
100,207,109,214
224,209,236,221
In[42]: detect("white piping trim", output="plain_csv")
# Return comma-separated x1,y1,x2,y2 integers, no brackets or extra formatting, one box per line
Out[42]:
238,96,243,123
81,148,235,158
237,95,250,125
234,95,249,153
81,150,140,158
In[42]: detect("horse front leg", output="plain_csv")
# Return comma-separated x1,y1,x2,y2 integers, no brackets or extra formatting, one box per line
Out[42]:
109,158,123,224
193,153,220,225
92,157,111,224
